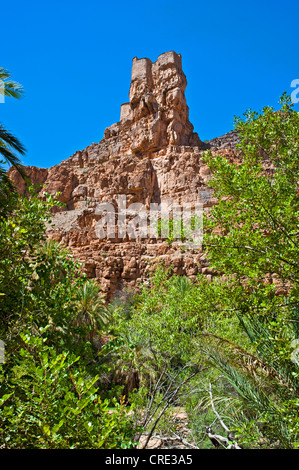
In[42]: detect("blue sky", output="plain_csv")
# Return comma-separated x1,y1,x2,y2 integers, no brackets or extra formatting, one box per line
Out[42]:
1,0,298,168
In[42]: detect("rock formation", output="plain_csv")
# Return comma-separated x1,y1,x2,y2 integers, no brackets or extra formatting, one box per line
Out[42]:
9,51,239,299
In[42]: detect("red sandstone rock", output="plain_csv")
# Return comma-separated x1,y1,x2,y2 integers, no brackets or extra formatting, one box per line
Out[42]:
9,51,240,298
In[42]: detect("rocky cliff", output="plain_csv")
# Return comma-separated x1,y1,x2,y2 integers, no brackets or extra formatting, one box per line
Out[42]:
9,51,239,299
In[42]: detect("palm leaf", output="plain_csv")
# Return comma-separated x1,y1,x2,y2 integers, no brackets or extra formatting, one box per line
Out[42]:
0,67,24,100
0,124,26,155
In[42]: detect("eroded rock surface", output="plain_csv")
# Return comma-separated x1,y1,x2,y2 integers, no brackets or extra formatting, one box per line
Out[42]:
9,51,239,298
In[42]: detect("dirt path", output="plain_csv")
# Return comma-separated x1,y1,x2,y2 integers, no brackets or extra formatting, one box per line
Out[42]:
137,408,198,449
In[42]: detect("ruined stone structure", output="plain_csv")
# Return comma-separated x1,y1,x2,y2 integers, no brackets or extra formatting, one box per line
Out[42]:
10,51,239,299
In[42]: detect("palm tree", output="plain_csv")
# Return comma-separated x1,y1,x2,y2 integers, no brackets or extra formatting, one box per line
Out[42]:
0,67,26,181
172,275,193,298
73,280,110,342
0,124,26,176
202,306,299,448
102,327,157,398
0,67,23,99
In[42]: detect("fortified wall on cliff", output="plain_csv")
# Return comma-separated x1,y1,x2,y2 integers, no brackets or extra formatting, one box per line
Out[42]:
10,51,239,298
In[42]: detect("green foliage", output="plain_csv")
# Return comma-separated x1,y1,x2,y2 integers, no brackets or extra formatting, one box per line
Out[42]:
0,187,136,448
197,94,299,448
203,93,299,289
97,95,299,448
0,188,77,343
107,268,201,371
0,332,135,448
0,68,26,182
156,214,202,245
0,67,26,217
73,279,110,342
0,68,137,448
98,266,204,441
0,67,24,100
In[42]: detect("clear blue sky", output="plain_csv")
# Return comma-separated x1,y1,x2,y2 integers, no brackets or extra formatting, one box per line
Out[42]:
1,0,298,168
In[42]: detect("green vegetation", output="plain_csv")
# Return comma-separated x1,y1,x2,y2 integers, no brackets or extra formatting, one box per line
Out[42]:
0,68,26,218
0,187,137,448
156,214,202,245
0,70,136,449
0,71,298,449
195,94,299,448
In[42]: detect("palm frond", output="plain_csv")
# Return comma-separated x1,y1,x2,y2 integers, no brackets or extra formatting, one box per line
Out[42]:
202,345,292,447
74,280,109,331
0,67,24,100
0,68,26,181
236,312,299,391
0,124,26,155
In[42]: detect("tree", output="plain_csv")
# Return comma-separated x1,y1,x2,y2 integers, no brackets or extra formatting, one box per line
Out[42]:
197,94,299,448
204,94,298,290
73,280,110,343
0,188,137,448
0,67,26,178
0,67,26,218
0,332,136,449
0,68,137,449
99,268,202,446
0,124,26,178
0,67,23,99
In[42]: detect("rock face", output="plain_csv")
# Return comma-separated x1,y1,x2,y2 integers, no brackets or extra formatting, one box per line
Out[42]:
9,51,238,299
